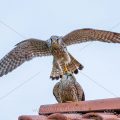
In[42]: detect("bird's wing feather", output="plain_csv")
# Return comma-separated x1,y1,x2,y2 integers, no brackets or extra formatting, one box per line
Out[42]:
53,82,61,103
0,38,51,77
74,81,85,101
63,28,120,46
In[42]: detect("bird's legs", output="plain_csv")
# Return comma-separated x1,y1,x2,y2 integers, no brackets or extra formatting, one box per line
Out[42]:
60,63,72,75
63,64,68,73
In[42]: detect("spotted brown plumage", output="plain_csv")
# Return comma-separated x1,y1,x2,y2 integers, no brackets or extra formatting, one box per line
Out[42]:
63,28,120,45
0,39,51,77
0,28,120,79
53,73,85,103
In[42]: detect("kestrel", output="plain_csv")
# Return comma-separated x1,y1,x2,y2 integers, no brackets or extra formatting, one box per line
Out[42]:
53,73,85,103
0,28,120,79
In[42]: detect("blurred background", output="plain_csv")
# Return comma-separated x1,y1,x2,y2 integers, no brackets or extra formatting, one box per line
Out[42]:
0,0,120,119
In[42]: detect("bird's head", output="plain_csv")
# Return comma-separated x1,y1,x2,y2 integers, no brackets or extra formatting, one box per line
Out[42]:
47,35,62,48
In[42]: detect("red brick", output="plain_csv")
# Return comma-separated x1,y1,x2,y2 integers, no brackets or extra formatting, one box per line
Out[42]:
18,115,47,120
39,98,120,115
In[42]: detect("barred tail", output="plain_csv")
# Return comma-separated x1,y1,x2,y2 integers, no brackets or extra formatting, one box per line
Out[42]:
50,55,83,80
50,58,63,80
67,53,84,74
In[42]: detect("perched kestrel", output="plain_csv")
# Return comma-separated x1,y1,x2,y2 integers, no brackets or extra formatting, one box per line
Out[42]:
0,28,120,79
53,73,85,103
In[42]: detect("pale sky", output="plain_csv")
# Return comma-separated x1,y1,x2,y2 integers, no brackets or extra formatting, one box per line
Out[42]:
0,0,120,120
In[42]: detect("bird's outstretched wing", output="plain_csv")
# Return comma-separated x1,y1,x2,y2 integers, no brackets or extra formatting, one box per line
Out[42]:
0,38,51,77
63,28,120,46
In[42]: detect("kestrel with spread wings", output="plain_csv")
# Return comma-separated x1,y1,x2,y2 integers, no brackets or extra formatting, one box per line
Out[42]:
0,28,120,79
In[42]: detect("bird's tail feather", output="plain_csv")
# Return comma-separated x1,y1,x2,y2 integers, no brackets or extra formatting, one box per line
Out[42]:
67,53,84,74
50,59,63,80
50,54,83,80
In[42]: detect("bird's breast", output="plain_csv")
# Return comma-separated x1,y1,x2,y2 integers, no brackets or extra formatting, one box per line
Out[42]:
51,47,70,64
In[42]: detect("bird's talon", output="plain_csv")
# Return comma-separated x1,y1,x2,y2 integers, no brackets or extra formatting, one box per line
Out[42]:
63,66,68,73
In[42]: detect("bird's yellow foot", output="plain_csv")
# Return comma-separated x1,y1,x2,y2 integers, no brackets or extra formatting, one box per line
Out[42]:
63,65,68,73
